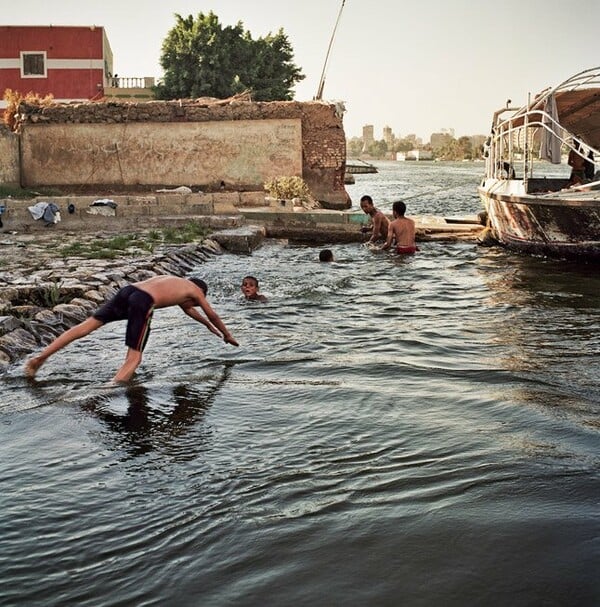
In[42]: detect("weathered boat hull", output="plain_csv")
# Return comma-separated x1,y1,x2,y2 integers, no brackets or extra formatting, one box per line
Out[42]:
479,67,600,260
479,183,600,259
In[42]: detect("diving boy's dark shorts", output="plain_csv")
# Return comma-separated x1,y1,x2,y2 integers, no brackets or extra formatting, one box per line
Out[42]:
93,285,155,351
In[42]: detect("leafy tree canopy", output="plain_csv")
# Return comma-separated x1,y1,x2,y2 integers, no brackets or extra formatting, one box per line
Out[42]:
155,12,305,101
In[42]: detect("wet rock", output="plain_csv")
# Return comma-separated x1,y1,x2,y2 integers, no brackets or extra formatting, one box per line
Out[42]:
0,315,23,336
91,272,113,283
53,303,88,324
164,253,194,272
27,320,65,344
97,284,118,300
10,305,44,318
83,289,106,304
69,297,97,314
140,271,159,281
0,349,10,369
200,239,223,255
0,328,39,359
34,309,65,326
210,226,265,254
127,269,158,282
0,287,19,303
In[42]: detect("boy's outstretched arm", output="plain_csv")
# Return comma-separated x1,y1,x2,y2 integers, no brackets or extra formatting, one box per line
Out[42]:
181,304,239,346
182,305,221,336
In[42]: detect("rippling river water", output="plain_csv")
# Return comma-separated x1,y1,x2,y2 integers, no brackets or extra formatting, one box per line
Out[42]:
1,162,599,606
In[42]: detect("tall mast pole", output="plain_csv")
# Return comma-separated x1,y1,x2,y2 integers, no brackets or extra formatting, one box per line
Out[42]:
314,0,346,101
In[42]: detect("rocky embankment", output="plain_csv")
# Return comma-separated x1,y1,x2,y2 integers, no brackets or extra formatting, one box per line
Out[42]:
0,231,226,371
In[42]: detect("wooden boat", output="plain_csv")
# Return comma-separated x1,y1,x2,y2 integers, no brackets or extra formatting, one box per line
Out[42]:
345,159,378,174
478,67,600,260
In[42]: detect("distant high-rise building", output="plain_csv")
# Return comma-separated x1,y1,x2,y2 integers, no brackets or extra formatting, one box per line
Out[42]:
362,124,374,152
383,125,394,146
430,130,454,149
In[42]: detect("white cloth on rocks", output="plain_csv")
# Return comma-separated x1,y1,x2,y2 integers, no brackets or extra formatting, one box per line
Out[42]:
28,202,61,223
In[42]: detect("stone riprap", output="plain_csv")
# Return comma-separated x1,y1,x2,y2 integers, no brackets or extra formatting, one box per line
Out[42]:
0,235,227,369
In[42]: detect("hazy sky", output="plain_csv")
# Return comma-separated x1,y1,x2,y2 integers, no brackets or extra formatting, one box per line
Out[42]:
5,1,599,140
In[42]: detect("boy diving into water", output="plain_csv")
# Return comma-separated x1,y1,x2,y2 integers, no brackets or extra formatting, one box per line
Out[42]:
25,275,239,383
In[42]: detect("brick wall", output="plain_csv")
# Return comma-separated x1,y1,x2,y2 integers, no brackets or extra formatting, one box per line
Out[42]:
15,99,350,208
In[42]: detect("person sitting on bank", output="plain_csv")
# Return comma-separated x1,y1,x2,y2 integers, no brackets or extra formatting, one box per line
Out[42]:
382,200,418,255
319,249,334,262
25,275,238,383
568,139,587,186
585,149,596,182
360,195,390,243
241,276,267,302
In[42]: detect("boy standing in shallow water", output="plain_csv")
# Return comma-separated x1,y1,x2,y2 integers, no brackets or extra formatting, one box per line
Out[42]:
241,276,267,302
360,195,390,243
25,275,239,383
382,200,418,254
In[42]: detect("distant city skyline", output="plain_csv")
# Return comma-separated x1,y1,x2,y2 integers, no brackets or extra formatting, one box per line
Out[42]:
2,0,599,140
352,125,478,146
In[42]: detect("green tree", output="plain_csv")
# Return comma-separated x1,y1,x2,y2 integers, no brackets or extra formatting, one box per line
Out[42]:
457,136,473,160
346,137,363,157
155,12,304,101
367,140,388,159
394,137,414,153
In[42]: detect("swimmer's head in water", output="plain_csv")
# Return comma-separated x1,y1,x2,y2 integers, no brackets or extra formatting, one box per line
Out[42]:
241,276,260,299
319,249,334,262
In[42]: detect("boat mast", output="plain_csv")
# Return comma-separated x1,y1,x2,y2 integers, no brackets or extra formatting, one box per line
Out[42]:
524,92,530,191
314,0,346,101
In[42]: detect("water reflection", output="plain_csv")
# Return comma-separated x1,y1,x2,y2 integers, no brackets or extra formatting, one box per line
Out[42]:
476,250,600,430
3,163,599,606
79,363,233,460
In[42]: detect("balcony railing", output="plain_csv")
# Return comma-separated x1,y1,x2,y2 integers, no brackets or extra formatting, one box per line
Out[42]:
107,76,155,89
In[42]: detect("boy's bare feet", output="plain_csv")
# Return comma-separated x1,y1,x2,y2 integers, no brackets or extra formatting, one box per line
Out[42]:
24,356,43,378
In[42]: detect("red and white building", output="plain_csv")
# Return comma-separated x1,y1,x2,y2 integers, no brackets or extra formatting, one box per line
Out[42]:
0,25,113,107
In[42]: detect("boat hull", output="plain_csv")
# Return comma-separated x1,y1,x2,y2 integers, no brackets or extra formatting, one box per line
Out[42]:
478,182,600,260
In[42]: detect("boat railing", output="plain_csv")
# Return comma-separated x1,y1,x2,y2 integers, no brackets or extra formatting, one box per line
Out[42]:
485,66,600,183
485,108,599,183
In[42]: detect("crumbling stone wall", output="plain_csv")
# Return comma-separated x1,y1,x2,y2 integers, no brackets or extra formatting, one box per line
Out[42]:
0,125,20,186
15,99,350,208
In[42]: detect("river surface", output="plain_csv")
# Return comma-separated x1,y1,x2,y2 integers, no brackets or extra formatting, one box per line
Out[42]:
1,162,599,606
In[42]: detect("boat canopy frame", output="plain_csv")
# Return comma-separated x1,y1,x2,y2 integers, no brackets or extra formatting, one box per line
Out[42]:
484,67,600,191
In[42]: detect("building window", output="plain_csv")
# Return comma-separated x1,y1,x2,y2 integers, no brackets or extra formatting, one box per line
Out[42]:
21,51,47,78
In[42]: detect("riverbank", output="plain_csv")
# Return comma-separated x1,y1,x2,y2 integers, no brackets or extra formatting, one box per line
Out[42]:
0,190,485,369
0,230,228,369
0,188,484,244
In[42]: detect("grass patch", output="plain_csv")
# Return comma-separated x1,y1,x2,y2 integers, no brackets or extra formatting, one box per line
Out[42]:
161,221,208,244
58,222,209,259
41,280,67,307
0,184,64,199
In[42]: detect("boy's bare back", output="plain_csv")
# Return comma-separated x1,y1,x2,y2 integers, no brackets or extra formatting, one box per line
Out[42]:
389,216,416,248
134,276,203,308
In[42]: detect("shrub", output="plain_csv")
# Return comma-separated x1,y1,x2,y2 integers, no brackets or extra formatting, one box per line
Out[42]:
2,89,54,131
265,176,311,201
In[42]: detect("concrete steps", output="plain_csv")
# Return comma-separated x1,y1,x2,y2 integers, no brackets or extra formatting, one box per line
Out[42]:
0,192,484,243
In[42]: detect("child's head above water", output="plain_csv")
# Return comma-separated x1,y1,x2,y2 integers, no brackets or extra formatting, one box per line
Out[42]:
241,276,266,301
319,249,334,262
